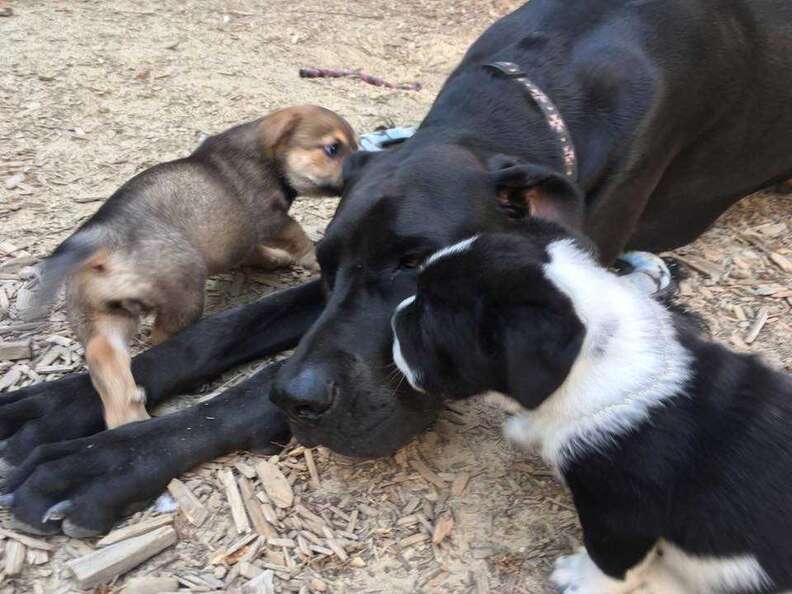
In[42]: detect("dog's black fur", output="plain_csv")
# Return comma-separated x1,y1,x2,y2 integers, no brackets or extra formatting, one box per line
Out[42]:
1,0,790,536
392,226,792,592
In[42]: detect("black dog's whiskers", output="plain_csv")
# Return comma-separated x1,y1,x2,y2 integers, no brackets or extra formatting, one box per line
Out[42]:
384,362,404,385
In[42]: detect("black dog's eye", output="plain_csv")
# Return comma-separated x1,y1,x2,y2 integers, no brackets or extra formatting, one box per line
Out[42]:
399,254,424,270
323,142,341,157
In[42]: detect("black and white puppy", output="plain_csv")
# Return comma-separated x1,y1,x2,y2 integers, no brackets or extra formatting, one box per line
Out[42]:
391,222,792,594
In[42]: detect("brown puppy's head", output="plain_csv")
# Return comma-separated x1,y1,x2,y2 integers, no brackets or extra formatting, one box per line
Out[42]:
260,105,357,196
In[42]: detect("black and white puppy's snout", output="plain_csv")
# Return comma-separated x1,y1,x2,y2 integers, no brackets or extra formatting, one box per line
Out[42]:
391,295,425,393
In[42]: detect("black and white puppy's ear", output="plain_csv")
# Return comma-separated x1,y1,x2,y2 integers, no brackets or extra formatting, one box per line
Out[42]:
488,155,584,230
341,150,381,194
502,299,585,409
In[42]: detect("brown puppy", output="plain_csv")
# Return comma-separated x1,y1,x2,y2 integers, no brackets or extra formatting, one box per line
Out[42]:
34,105,356,429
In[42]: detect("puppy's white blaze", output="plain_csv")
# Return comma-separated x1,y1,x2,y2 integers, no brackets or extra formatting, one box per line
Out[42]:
392,296,425,393
502,238,693,470
392,335,424,393
396,295,416,314
424,235,479,268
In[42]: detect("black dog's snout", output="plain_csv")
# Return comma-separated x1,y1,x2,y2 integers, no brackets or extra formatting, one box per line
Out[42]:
272,366,337,421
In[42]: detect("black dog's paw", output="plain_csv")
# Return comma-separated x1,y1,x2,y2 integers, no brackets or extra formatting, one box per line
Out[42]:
1,419,179,537
0,374,104,467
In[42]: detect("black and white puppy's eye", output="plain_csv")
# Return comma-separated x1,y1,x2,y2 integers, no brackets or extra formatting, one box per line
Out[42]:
323,141,341,157
398,254,424,270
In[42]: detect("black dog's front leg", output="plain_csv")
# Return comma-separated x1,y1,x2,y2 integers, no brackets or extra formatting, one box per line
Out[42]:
0,280,324,464
3,361,291,536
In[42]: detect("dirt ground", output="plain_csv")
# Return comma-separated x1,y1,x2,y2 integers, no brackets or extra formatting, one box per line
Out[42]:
0,1,790,593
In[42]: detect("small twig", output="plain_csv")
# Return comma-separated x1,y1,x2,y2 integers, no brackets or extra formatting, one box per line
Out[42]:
299,67,422,91
745,307,769,344
303,448,321,490
292,9,383,20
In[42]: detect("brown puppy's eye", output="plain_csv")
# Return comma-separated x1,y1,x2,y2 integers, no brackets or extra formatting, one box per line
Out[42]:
399,254,423,270
323,142,341,157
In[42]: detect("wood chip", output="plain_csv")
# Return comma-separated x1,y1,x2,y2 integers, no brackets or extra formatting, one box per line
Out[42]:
0,256,37,273
303,449,321,490
124,576,179,594
322,527,348,561
346,509,359,534
221,469,251,534
4,540,26,575
26,549,49,565
432,513,454,544
96,515,173,547
66,526,177,588
242,569,275,594
745,307,770,345
451,472,470,497
256,461,293,509
0,339,32,361
409,457,446,489
0,527,57,551
239,476,276,538
234,461,258,479
239,560,264,579
400,532,429,548
0,365,21,390
211,533,258,565
0,240,19,254
769,252,792,273
676,255,722,279
167,479,209,527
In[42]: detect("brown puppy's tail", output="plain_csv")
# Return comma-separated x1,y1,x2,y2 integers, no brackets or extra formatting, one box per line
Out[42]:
31,227,107,315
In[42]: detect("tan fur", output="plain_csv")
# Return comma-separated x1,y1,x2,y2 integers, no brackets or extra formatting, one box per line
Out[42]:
55,105,356,428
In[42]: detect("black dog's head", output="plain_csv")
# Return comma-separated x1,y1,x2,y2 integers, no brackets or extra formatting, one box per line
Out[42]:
271,139,584,457
391,230,586,408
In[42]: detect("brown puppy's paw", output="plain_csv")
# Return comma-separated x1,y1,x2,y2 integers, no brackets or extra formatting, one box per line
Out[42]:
104,387,150,429
296,249,320,273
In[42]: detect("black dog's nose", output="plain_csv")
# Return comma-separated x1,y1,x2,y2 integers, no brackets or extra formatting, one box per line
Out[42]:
272,366,337,421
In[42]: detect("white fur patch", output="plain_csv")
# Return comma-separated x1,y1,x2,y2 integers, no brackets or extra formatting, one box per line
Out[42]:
502,239,692,470
551,542,771,594
392,296,424,392
423,235,478,268
659,542,772,593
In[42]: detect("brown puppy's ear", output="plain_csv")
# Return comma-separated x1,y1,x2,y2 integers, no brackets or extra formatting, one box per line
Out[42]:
260,108,302,156
85,249,109,274
488,155,584,230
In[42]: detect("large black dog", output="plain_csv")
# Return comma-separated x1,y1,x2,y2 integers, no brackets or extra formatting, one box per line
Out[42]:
391,226,792,593
1,0,790,536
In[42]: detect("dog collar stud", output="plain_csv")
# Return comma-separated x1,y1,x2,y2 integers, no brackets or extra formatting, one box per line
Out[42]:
484,61,578,180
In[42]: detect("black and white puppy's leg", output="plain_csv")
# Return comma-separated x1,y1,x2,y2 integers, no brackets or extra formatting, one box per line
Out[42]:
551,547,687,594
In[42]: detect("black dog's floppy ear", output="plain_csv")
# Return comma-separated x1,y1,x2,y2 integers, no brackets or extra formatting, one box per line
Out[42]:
502,301,585,409
488,155,584,230
341,150,380,193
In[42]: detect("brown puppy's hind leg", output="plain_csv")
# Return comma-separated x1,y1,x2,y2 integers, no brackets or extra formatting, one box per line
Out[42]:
85,316,149,429
150,284,205,346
